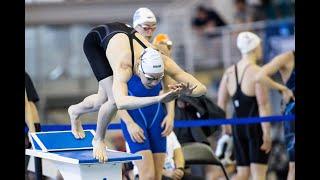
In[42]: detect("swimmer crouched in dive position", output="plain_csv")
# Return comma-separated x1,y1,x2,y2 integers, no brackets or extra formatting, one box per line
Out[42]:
67,22,207,162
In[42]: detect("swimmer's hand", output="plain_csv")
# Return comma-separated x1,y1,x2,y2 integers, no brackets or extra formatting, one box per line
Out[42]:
281,87,295,104
173,168,184,180
169,82,197,96
260,132,272,154
127,122,146,143
161,115,174,137
163,169,184,180
92,138,108,163
159,88,181,103
163,170,176,180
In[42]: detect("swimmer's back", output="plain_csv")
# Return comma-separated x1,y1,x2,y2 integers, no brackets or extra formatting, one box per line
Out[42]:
225,61,261,99
89,22,135,51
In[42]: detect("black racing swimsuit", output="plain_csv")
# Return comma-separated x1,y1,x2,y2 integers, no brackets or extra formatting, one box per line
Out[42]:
83,22,147,81
231,64,269,166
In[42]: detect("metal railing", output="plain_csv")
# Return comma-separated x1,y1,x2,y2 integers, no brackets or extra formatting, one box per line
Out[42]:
160,16,295,71
25,3,294,93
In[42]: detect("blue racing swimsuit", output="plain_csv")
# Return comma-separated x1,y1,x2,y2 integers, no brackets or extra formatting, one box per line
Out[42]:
120,75,167,153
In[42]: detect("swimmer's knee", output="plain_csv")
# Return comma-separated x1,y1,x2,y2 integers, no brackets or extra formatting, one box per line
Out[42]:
107,100,117,107
100,100,117,110
136,160,155,180
106,98,118,109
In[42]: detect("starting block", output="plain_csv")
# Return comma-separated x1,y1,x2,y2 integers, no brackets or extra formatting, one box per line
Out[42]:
26,130,142,180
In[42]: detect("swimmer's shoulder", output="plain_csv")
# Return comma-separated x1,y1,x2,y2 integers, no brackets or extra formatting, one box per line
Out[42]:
245,64,262,76
106,33,132,54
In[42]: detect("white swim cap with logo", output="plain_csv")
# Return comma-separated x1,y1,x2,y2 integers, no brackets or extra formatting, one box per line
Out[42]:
139,47,164,74
237,32,261,54
133,7,157,28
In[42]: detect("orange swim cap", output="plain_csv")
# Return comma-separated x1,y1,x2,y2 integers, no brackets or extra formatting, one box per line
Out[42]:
153,33,172,47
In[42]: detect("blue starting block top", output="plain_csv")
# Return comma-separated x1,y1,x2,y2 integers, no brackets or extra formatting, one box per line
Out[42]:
29,130,95,152
26,130,142,164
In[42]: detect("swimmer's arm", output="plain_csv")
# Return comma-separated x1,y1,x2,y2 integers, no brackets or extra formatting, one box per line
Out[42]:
163,55,207,97
117,110,135,125
173,148,185,169
25,90,36,133
217,72,232,135
171,132,185,169
255,52,294,92
109,35,168,110
113,69,162,110
255,81,272,134
163,75,176,119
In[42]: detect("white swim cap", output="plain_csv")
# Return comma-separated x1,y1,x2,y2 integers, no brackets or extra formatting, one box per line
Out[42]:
139,47,164,74
133,7,157,28
237,31,261,54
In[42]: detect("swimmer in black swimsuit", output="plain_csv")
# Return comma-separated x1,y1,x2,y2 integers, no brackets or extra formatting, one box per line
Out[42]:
218,32,272,180
67,22,207,163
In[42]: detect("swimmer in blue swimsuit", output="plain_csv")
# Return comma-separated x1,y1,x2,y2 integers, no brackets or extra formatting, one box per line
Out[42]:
255,50,295,180
119,51,190,180
120,74,169,180
120,13,194,180
122,75,167,154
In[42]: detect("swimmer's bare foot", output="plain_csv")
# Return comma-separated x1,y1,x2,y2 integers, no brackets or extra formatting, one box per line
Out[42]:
92,138,108,163
68,105,85,139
